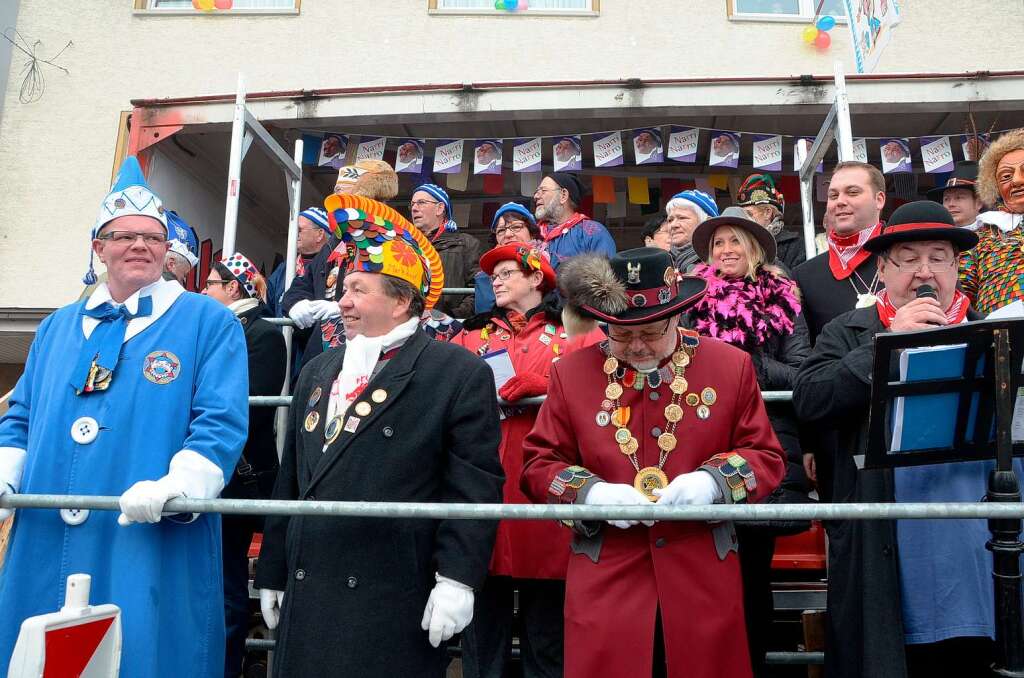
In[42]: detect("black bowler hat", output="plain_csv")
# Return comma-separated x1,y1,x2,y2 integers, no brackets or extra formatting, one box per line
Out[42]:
558,248,707,326
925,162,979,200
864,201,979,254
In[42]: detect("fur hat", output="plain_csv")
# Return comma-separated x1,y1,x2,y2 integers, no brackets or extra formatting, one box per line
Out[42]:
334,159,399,200
558,249,707,326
978,128,1024,207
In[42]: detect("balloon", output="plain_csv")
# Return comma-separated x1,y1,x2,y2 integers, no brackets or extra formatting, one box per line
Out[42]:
814,31,832,49
191,0,202,8
518,0,528,8
494,0,505,8
816,15,836,31
196,0,215,10
214,0,232,8
505,0,518,9
802,26,819,44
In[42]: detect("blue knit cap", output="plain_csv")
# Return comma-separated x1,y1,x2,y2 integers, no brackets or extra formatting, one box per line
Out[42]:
166,210,199,267
299,207,331,234
414,183,457,232
490,202,537,231
669,190,720,218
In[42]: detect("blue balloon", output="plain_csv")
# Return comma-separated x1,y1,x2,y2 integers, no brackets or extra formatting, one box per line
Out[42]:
816,15,836,31
505,0,518,8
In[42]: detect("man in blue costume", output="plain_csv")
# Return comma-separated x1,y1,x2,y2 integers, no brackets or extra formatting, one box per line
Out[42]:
0,156,249,677
533,172,616,268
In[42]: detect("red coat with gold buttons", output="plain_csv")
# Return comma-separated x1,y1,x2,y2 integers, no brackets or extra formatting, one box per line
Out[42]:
520,332,785,678
452,305,602,579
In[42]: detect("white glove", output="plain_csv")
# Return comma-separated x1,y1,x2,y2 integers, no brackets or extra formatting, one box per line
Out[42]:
288,299,317,329
308,299,342,321
0,483,13,522
653,470,722,506
0,447,26,522
420,573,474,648
584,482,655,529
118,451,224,526
259,589,285,630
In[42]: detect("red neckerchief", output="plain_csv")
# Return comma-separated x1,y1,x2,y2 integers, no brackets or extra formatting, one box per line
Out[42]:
504,310,528,335
827,222,882,280
540,212,588,242
875,289,970,328
295,254,307,278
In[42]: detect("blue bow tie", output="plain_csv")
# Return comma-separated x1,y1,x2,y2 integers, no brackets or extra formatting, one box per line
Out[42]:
72,296,153,394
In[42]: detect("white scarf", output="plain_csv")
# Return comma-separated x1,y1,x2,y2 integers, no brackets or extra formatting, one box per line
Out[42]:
325,316,420,430
976,210,1024,233
228,297,260,316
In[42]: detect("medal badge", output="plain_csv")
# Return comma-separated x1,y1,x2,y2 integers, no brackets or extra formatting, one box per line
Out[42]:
344,416,360,433
304,410,320,432
143,351,181,385
371,389,388,403
324,416,343,444
354,401,372,417
308,386,322,409
634,467,669,502
701,387,718,406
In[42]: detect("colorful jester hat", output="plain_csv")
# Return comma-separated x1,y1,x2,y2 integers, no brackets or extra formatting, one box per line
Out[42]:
323,194,445,310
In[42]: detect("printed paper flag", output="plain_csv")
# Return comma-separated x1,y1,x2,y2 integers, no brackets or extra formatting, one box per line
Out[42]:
880,138,912,174
591,175,616,204
593,132,624,168
513,138,542,173
793,138,824,174
920,136,954,174
752,134,783,171
474,139,503,175
355,136,386,162
632,128,664,165
395,139,425,174
667,126,699,163
317,134,348,169
708,131,740,169
852,138,868,164
552,136,582,171
433,139,464,174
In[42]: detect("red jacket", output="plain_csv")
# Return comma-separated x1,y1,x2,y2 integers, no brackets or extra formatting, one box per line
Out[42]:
452,306,602,579
520,333,785,678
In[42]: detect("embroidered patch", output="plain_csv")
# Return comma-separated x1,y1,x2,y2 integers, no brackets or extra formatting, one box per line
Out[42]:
143,351,181,385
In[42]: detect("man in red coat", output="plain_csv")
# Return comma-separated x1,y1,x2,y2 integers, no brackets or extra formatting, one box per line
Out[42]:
520,247,786,678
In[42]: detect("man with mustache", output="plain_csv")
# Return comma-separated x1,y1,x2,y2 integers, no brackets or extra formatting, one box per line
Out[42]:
533,172,616,269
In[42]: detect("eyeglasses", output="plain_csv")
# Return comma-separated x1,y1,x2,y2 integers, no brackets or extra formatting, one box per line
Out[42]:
607,319,673,344
97,231,167,246
409,199,441,209
494,223,527,237
204,279,231,289
885,255,957,274
490,269,524,284
533,186,564,197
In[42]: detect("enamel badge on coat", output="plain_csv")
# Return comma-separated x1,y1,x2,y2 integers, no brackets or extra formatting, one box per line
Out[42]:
143,350,181,384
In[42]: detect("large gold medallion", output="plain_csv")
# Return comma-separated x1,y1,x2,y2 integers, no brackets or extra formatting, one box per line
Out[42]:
614,427,632,445
634,466,669,502
672,351,690,368
619,437,639,456
669,376,688,394
664,403,684,423
605,383,624,400
603,357,619,375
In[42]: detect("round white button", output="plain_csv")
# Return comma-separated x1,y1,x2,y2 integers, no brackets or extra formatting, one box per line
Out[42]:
70,417,99,444
60,508,89,526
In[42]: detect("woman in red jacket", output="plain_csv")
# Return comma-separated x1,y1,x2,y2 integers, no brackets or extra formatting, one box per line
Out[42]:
453,243,598,678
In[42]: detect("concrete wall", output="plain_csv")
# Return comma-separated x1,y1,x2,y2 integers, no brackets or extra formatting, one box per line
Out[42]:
0,0,1021,309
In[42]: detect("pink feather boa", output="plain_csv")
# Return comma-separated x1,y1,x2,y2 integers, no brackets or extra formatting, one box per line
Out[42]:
689,263,801,351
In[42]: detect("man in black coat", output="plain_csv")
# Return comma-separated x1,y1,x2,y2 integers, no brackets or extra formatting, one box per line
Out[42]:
255,202,504,678
793,161,887,501
793,202,998,678
203,253,288,678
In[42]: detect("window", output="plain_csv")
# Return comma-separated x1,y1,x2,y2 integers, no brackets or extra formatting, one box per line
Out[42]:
430,0,598,15
729,0,846,22
144,0,297,10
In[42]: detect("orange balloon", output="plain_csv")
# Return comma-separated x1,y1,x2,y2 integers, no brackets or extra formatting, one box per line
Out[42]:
814,31,831,49
214,0,233,8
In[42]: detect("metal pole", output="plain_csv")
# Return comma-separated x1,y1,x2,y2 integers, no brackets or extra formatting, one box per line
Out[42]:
796,139,817,260
275,137,304,457
5,495,1024,522
221,73,246,257
988,329,1024,677
833,61,855,161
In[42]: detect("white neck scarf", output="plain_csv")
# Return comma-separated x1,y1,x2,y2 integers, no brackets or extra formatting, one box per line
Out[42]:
325,316,420,431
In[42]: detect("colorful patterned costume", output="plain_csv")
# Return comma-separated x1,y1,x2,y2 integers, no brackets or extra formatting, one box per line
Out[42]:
959,212,1024,315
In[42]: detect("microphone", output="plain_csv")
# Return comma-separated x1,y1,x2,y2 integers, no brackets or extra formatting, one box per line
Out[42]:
916,284,940,325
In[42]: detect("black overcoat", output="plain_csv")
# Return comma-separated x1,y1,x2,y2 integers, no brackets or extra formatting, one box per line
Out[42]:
792,306,983,678
281,238,341,367
254,327,504,677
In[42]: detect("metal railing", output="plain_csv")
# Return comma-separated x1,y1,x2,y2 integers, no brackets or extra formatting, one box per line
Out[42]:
248,391,795,408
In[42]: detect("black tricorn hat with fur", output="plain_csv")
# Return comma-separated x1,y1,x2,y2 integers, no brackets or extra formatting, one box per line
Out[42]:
558,248,707,325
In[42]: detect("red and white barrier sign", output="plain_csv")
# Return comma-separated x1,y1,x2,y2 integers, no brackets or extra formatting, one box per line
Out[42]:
8,574,121,678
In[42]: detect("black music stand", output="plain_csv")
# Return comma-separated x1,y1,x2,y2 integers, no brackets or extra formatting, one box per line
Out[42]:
865,318,1024,676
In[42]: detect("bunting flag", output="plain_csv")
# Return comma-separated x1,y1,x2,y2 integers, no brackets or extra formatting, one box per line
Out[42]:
852,138,868,163
593,132,624,168
433,139,464,174
667,126,699,163
553,135,582,171
474,139,503,175
355,136,386,162
317,133,348,169
708,131,740,169
961,133,990,162
591,175,616,204
513,137,542,172
627,176,650,205
632,128,664,165
919,136,954,174
880,138,912,174
752,134,783,171
482,173,504,195
793,138,824,174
